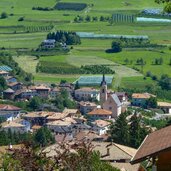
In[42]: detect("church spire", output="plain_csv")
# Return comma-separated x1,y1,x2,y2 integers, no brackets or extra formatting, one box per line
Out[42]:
100,74,107,106
101,74,106,86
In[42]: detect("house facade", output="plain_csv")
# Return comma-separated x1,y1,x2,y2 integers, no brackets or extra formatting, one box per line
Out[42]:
75,88,100,101
132,93,156,107
79,101,97,114
87,108,112,120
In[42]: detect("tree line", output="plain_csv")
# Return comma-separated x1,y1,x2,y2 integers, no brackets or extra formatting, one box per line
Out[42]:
74,15,111,22
47,31,81,45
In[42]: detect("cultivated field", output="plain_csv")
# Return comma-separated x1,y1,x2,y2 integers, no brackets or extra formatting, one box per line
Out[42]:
2,0,171,88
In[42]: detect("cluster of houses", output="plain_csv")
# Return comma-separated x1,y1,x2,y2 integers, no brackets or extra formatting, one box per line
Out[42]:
1,71,171,171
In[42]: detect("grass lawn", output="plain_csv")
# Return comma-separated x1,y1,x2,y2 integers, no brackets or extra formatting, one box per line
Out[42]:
13,56,38,74
120,76,156,89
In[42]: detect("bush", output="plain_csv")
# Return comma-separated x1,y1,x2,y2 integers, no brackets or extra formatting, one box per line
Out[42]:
18,17,24,21
1,12,8,19
111,41,122,53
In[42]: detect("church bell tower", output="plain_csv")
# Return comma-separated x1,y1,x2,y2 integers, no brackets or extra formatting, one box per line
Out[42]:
100,74,107,107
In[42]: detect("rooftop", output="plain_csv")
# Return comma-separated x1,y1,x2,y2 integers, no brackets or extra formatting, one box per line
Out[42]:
93,120,111,127
158,101,171,107
132,93,156,99
24,111,54,118
111,94,122,106
3,88,15,93
92,141,137,161
47,117,77,126
2,121,24,128
47,112,68,121
79,101,97,107
0,104,21,111
131,125,171,164
75,87,99,92
0,70,9,74
88,108,112,115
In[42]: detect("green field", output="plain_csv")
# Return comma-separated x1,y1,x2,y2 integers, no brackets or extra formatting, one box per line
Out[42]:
3,0,171,88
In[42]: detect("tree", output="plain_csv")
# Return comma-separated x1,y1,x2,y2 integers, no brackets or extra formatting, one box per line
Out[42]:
129,113,148,148
85,15,91,22
34,126,55,147
100,16,105,21
164,2,171,13
111,41,122,53
146,97,157,108
0,76,7,91
1,12,8,19
92,16,98,21
28,96,42,110
155,0,171,13
52,89,76,111
110,113,130,145
159,74,171,90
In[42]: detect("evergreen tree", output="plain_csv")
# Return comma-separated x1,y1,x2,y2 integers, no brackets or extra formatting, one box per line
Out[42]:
34,126,55,147
110,113,130,145
129,112,149,148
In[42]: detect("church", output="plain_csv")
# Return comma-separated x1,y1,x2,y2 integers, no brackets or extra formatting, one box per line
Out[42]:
100,75,122,118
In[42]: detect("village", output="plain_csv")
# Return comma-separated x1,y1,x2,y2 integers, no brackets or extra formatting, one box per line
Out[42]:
1,67,171,171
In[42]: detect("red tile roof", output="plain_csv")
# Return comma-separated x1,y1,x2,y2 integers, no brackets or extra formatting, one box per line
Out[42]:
0,104,21,111
131,125,171,164
88,108,112,115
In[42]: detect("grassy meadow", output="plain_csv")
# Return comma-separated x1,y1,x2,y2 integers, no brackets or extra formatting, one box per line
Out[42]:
2,0,171,88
